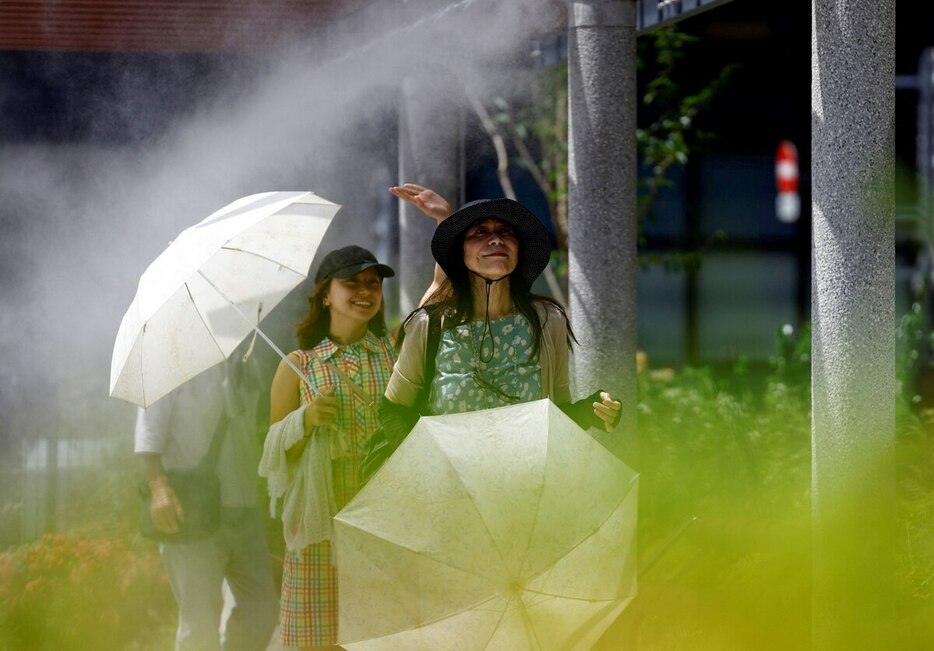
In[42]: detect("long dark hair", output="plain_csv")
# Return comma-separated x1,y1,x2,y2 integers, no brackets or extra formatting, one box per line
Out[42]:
402,237,575,355
296,277,388,350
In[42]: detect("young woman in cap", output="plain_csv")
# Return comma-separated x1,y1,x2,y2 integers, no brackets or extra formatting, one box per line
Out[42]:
381,184,621,444
259,245,397,650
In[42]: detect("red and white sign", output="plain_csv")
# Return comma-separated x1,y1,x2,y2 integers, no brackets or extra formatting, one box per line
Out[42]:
775,140,800,223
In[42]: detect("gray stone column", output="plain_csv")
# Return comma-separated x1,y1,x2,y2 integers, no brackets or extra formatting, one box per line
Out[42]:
811,1,896,648
397,76,461,317
567,0,638,449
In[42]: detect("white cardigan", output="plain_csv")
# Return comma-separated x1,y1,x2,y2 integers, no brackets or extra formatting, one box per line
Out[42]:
258,405,336,551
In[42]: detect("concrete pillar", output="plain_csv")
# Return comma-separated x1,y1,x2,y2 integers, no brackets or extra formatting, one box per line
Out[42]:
811,1,896,648
397,76,461,317
567,0,638,449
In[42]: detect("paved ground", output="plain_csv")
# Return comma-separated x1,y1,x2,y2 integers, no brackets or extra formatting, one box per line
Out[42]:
265,626,289,650
220,583,289,650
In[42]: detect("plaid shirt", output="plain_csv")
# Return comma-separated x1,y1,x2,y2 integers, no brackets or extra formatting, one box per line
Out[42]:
295,330,395,459
279,331,395,648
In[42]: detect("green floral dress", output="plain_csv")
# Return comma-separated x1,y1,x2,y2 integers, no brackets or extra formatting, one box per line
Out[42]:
428,314,542,415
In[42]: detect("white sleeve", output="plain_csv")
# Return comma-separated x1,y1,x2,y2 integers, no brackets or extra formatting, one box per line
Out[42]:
133,397,173,455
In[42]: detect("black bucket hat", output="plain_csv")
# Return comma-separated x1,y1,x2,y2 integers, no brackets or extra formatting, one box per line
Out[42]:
314,245,395,284
430,198,551,285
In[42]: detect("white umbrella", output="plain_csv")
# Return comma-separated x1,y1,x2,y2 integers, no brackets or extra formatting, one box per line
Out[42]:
333,399,639,651
110,191,339,407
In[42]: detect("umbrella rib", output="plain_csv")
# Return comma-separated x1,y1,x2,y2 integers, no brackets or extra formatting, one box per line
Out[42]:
520,590,622,604
345,593,512,647
480,602,511,651
515,429,550,581
183,281,226,358
441,451,518,579
335,519,500,584
405,593,510,643
525,473,639,580
509,423,584,589
412,433,517,578
219,245,308,276
139,322,149,405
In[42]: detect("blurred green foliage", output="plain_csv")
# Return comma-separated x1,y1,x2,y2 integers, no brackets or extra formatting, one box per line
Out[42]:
595,323,934,650
616,348,811,649
1,318,931,648
0,436,178,650
0,531,175,650
895,296,934,646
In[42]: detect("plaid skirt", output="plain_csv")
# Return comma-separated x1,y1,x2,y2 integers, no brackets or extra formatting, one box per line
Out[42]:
279,456,360,647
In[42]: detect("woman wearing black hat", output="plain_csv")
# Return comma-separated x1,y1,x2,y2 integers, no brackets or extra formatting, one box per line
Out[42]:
260,245,397,650
380,185,621,450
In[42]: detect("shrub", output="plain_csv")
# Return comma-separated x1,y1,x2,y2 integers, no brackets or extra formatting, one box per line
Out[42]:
0,531,175,651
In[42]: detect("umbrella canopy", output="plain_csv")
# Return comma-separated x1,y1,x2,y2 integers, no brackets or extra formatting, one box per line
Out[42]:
110,191,339,407
334,399,638,651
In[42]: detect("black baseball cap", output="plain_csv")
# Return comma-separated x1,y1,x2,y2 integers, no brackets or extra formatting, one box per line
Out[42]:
313,245,395,284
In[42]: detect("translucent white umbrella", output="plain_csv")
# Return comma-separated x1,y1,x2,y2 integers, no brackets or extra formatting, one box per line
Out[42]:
110,191,339,407
334,399,639,651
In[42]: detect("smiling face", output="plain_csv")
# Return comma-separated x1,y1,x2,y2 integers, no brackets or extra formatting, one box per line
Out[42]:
461,218,519,280
325,267,383,327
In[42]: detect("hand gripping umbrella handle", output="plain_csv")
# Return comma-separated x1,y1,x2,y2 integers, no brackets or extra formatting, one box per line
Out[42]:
197,270,322,396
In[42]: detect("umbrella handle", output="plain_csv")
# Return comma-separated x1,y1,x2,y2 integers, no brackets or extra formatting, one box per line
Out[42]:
638,515,698,576
197,270,322,396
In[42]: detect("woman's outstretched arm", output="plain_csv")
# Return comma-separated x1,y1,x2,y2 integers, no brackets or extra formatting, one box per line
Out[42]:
389,183,452,305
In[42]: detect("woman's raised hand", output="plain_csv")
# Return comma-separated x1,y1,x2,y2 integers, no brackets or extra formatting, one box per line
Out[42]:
593,391,622,432
389,183,452,223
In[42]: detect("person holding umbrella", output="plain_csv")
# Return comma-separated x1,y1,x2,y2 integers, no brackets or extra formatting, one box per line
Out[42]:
135,352,279,651
259,245,397,651
380,185,621,447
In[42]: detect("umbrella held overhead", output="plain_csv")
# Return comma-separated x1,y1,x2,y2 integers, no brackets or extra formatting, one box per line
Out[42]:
334,399,639,651
110,191,339,407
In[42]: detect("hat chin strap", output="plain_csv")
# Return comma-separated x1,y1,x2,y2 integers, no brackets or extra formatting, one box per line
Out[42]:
468,272,510,365
469,270,509,285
